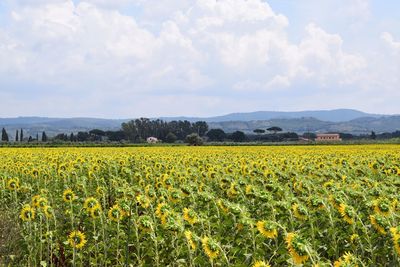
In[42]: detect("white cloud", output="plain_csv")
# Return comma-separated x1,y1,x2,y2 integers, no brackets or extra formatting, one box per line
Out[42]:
381,32,400,52
0,0,398,117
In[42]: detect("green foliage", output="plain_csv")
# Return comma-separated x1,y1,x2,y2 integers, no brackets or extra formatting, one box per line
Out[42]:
185,133,203,145
1,128,9,142
206,129,226,142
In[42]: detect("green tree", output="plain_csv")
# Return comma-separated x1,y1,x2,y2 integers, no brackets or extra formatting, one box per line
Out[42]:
15,130,19,142
42,131,48,142
206,129,226,142
20,129,24,142
231,131,246,142
253,129,265,135
165,132,177,143
371,131,377,140
185,133,203,146
1,128,9,142
267,126,282,134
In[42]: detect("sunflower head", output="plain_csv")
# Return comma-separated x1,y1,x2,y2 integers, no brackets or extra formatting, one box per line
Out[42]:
292,203,308,220
252,260,271,267
183,208,198,225
333,252,360,267
68,230,87,249
256,220,278,239
108,205,124,222
7,178,20,191
90,205,102,219
83,197,99,211
20,205,35,222
63,189,76,203
338,204,355,225
138,215,153,233
285,232,309,265
201,236,219,261
184,230,197,250
370,214,388,235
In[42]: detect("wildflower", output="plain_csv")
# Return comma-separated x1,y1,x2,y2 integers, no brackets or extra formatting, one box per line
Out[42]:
68,230,87,249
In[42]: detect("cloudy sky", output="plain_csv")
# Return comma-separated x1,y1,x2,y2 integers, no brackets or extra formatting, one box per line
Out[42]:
0,0,399,118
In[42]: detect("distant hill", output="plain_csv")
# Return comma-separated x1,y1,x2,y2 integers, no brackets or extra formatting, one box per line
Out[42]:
160,109,386,123
208,116,400,134
0,110,399,140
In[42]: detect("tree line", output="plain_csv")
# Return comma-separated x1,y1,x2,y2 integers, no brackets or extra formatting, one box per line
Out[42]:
2,123,400,144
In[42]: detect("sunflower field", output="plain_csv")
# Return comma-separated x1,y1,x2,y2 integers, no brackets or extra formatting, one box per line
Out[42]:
1,145,400,266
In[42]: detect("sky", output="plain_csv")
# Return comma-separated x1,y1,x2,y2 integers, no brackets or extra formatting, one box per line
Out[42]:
0,0,399,118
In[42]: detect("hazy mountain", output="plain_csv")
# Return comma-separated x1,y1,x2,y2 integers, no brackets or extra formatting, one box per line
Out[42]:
208,116,400,134
160,109,386,123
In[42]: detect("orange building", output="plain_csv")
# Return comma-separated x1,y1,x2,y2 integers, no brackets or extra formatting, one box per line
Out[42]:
315,133,342,142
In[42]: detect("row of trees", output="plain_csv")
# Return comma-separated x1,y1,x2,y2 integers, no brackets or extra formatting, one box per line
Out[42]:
1,128,48,142
121,118,208,142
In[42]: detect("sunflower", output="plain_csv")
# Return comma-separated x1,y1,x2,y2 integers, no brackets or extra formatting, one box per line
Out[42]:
7,178,20,191
20,205,35,222
43,205,54,219
136,194,150,209
292,203,308,220
83,197,99,211
107,204,124,222
390,227,400,255
138,215,153,233
256,220,278,239
201,236,219,261
68,230,87,249
370,214,387,235
252,260,271,267
285,232,309,265
90,205,102,219
338,204,355,225
96,186,106,197
333,252,359,267
31,195,42,207
373,198,392,216
184,230,197,250
63,189,76,203
217,199,229,214
350,234,359,243
155,203,170,219
183,208,198,225
37,197,48,209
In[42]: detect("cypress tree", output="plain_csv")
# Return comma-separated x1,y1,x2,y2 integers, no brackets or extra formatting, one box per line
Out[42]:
1,128,9,142
20,129,24,142
16,130,19,142
42,132,48,142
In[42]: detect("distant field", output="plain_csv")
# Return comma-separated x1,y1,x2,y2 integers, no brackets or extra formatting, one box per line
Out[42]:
1,146,400,266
